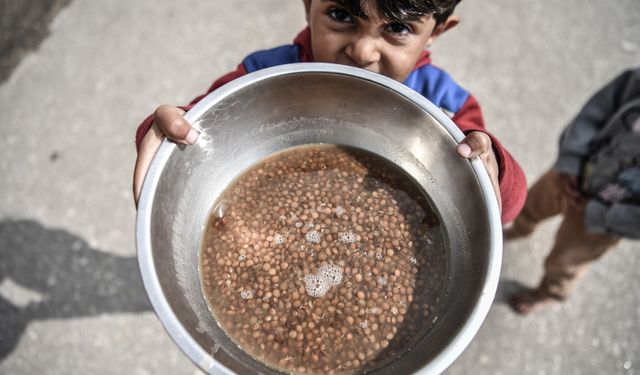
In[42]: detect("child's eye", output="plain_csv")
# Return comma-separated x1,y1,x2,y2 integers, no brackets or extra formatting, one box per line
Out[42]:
327,8,353,23
386,22,411,36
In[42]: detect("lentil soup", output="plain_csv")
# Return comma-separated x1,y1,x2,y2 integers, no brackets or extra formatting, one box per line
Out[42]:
200,144,446,374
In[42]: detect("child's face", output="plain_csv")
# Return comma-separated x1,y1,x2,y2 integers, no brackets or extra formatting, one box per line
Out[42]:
303,0,456,82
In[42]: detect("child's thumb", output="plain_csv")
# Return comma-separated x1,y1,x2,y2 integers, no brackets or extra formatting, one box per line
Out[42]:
155,105,198,144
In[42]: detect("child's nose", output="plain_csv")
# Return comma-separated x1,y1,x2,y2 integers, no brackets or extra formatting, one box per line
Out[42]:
345,35,381,68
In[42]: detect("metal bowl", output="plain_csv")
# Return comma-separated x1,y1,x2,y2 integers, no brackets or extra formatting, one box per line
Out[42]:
136,63,501,375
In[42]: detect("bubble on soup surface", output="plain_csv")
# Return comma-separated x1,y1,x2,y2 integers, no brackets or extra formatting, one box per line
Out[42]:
318,264,343,286
240,290,253,299
339,230,356,244
274,234,285,244
303,274,330,298
305,230,321,244
335,205,346,216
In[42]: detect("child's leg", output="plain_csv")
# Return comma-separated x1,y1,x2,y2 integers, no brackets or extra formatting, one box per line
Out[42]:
537,204,620,300
509,204,620,314
504,169,567,239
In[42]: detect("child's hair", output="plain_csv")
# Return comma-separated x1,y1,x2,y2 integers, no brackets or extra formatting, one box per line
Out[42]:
335,0,462,25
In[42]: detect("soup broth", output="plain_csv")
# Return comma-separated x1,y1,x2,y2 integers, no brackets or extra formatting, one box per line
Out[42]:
200,144,446,374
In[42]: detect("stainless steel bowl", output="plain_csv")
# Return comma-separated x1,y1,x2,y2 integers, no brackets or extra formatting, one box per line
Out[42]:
136,63,502,375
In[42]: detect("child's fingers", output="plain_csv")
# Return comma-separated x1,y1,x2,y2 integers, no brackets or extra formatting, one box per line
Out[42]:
456,131,492,158
483,152,502,213
154,105,198,145
133,123,165,206
134,106,199,206
560,176,586,206
457,131,502,212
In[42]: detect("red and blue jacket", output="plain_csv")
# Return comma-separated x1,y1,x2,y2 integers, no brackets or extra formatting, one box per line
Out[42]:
136,28,526,222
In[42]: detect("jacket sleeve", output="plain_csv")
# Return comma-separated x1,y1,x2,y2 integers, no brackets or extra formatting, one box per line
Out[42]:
585,200,640,239
554,69,639,176
134,64,248,151
451,95,527,223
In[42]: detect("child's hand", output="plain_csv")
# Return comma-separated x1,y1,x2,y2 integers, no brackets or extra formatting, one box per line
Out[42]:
455,131,502,213
133,105,199,205
558,173,585,207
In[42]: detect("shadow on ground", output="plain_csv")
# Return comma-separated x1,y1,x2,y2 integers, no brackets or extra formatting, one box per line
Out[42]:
0,219,150,361
494,279,531,305
0,0,72,83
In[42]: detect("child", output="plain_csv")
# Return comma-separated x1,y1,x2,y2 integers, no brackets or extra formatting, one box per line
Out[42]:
506,68,640,314
133,0,527,223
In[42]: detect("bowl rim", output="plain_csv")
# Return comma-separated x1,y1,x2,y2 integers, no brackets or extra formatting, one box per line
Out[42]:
136,62,502,375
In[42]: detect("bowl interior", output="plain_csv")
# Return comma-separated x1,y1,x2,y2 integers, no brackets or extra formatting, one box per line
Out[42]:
137,64,500,375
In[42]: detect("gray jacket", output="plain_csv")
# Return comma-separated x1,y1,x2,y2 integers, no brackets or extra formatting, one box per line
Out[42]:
554,68,640,239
